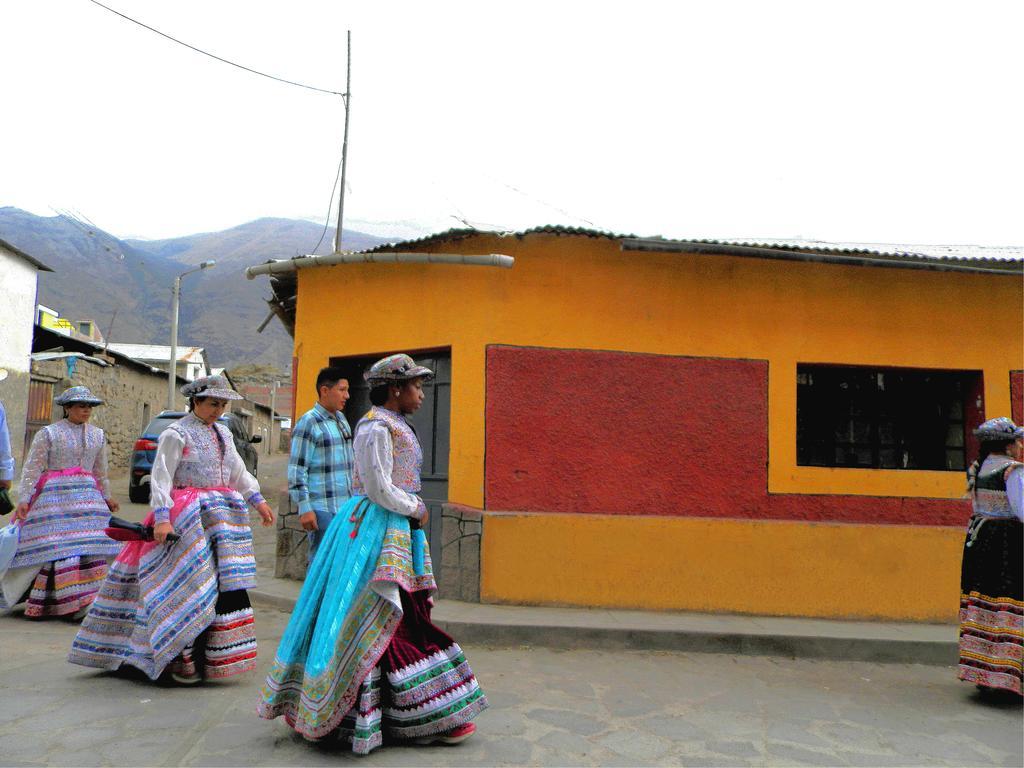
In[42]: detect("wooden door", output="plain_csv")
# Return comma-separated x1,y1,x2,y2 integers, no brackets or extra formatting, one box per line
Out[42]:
24,378,54,455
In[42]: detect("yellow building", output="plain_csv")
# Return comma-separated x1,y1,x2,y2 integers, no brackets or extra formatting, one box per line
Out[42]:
253,228,1023,621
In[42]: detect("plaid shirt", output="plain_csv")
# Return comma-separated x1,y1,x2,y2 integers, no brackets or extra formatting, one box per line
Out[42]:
288,403,354,517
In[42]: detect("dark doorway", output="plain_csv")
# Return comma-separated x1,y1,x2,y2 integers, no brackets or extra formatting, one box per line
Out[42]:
328,351,451,583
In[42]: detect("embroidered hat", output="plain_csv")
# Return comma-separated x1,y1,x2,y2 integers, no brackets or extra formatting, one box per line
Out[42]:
54,386,104,406
973,416,1024,442
180,374,243,401
364,354,434,386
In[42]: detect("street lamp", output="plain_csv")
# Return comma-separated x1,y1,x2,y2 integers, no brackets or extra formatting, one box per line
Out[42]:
167,260,215,409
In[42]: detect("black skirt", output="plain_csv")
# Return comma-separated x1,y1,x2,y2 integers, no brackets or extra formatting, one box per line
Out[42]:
957,516,1022,695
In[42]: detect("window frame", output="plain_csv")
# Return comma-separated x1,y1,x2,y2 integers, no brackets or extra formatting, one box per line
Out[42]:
796,363,983,472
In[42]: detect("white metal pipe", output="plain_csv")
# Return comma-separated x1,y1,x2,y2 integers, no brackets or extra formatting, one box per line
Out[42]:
245,252,514,279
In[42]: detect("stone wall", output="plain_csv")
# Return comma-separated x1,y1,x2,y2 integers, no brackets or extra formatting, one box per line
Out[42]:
30,357,169,474
274,492,309,580
273,494,484,604
440,503,482,602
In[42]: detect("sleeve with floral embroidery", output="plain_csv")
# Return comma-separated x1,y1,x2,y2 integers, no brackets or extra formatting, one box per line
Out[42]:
90,429,112,499
1007,465,1024,522
150,429,184,523
17,428,50,503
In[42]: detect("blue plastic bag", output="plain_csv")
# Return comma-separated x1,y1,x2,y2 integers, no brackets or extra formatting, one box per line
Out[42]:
0,522,19,581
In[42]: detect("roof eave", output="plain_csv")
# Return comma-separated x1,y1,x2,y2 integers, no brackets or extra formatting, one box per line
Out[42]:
622,239,1024,275
0,238,54,272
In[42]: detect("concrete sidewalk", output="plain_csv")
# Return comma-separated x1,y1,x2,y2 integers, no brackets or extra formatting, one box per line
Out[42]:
248,575,959,666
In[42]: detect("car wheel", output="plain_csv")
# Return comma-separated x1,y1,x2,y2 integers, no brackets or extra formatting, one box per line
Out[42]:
128,484,149,504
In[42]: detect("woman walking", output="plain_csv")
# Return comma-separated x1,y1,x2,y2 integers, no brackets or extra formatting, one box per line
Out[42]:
1,386,121,619
258,354,486,754
958,416,1023,696
69,375,275,683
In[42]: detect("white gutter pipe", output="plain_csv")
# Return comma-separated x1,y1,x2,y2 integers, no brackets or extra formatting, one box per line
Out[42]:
246,251,514,280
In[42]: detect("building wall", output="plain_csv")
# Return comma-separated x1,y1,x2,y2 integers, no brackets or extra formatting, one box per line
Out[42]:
231,402,279,457
290,232,1023,619
1012,371,1023,425
235,383,294,428
482,346,968,619
0,250,39,473
485,346,967,526
29,358,169,481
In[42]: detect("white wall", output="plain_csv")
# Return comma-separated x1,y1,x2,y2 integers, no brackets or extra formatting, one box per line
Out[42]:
0,249,36,373
0,247,40,475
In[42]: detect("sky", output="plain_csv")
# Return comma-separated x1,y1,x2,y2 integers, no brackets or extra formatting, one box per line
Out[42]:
2,0,1022,245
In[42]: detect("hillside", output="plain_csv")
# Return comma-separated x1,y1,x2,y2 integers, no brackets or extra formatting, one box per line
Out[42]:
0,208,394,369
0,207,180,346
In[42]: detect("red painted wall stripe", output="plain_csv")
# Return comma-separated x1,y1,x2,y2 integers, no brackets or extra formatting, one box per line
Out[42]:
485,346,969,527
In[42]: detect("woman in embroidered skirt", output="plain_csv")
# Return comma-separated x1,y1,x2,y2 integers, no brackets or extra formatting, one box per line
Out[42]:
69,375,275,683
258,354,486,754
1,386,121,619
958,416,1023,696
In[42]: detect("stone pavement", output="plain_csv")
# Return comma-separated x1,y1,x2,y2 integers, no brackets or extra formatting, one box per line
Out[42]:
0,605,1020,767
78,453,1022,765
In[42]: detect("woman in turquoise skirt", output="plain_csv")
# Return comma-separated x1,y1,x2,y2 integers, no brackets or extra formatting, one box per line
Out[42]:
258,354,486,754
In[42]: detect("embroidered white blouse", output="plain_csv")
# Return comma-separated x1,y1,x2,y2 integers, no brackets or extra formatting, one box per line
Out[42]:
17,419,111,501
353,418,427,520
150,414,264,523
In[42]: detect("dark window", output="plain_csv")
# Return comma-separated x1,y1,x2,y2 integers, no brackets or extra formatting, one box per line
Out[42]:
797,365,982,471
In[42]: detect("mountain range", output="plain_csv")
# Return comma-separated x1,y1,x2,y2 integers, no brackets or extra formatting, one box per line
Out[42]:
0,207,395,369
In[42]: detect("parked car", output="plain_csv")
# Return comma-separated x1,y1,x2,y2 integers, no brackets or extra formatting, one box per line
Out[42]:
128,410,263,504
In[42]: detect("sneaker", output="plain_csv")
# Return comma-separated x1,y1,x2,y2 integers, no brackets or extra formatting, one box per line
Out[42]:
415,722,476,746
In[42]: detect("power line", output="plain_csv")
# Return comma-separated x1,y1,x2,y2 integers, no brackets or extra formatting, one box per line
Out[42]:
482,172,602,229
85,0,345,97
311,152,345,254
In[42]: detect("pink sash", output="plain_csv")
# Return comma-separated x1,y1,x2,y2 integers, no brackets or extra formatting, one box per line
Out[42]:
27,466,99,509
115,485,234,566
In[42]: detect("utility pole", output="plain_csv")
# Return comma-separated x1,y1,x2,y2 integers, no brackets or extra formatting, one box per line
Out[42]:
333,30,352,254
167,261,216,410
167,276,181,410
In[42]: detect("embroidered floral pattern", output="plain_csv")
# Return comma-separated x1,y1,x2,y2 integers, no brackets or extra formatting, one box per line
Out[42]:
351,407,423,495
17,419,110,500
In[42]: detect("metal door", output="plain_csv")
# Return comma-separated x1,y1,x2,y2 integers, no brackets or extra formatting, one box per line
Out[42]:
24,378,54,455
329,351,451,583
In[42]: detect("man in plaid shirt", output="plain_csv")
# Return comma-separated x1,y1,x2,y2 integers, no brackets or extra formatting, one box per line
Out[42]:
289,366,354,562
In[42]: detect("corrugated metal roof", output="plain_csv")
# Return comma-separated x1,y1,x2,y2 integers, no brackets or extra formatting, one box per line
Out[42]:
361,225,633,254
105,343,206,362
640,237,1023,267
33,325,185,380
361,225,1021,269
710,238,1023,263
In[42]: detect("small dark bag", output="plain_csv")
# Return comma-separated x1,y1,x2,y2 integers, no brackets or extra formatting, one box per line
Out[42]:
104,515,180,543
0,489,13,516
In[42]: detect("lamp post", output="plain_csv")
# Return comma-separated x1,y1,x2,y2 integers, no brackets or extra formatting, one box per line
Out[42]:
167,260,216,409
